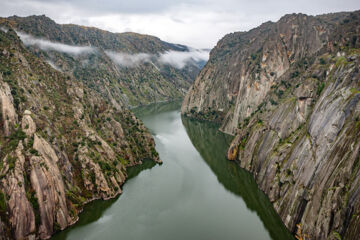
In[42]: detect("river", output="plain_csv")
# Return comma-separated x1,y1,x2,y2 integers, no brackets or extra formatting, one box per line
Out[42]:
52,101,294,240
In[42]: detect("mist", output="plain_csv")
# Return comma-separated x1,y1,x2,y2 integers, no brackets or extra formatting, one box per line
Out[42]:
14,31,209,69
0,26,8,33
46,60,62,72
158,49,209,69
106,49,209,69
17,31,95,55
105,51,152,67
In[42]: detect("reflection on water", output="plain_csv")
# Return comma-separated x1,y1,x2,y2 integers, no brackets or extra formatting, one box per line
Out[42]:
52,101,293,240
182,117,294,240
127,159,157,180
132,100,182,119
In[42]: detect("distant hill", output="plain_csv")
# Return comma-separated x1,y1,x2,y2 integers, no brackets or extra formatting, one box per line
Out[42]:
0,15,207,107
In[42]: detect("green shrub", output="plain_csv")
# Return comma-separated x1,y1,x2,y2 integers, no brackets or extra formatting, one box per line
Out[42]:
7,156,17,170
317,82,325,96
29,148,39,156
151,147,159,157
243,117,250,127
291,71,299,78
270,98,278,105
276,90,284,98
7,129,26,151
27,137,34,149
27,191,40,226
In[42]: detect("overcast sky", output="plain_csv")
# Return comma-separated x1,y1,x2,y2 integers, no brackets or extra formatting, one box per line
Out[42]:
1,0,359,48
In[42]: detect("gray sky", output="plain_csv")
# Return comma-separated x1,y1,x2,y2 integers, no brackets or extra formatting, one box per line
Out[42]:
1,0,359,48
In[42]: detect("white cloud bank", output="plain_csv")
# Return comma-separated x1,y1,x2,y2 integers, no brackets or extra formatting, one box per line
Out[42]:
16,31,95,55
159,49,209,69
105,51,151,67
13,31,208,69
105,49,209,69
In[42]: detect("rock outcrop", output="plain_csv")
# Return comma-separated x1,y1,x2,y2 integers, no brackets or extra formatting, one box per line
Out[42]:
0,27,160,239
182,10,360,240
0,77,18,136
1,142,36,240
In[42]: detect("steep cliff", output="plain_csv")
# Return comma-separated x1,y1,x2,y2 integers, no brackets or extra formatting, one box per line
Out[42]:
0,27,160,239
0,15,206,108
182,10,360,240
182,12,349,134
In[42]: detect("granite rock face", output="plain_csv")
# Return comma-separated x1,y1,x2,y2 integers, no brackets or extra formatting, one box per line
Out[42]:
183,10,360,240
0,78,18,136
182,12,348,134
0,28,160,239
1,142,36,240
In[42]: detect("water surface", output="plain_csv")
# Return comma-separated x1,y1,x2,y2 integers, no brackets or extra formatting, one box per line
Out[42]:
53,101,293,240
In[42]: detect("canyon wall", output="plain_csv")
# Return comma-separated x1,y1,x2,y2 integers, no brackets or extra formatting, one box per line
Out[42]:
182,11,360,239
0,27,160,239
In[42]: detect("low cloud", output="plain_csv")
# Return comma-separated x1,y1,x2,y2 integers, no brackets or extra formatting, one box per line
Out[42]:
13,30,208,69
17,31,95,55
105,51,152,67
0,26,8,33
46,60,62,72
158,49,209,69
106,49,209,69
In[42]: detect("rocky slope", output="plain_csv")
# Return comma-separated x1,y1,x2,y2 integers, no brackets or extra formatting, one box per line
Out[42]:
182,11,360,240
0,15,206,108
0,27,160,239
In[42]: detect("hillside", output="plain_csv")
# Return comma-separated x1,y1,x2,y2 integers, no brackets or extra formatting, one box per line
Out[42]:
0,27,160,239
182,11,360,239
0,15,206,107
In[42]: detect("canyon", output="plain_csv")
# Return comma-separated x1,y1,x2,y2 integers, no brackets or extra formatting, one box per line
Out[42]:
0,9,359,240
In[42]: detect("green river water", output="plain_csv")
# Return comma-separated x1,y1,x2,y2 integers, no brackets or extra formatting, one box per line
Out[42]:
52,101,294,240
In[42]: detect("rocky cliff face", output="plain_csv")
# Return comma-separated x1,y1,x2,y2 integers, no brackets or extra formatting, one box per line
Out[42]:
182,12,349,134
0,15,206,108
182,11,360,240
0,27,160,239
